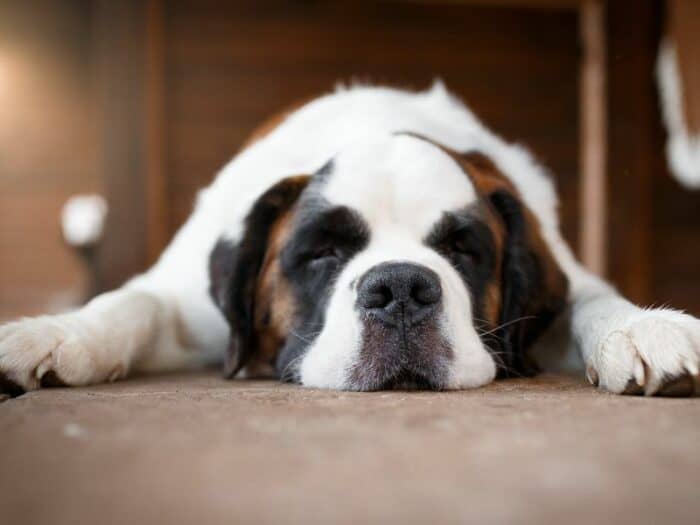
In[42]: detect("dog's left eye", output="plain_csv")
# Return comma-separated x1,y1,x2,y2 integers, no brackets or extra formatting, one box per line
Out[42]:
450,237,480,263
309,245,341,263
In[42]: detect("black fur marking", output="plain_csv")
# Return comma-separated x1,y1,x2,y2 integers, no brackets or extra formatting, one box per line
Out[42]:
209,239,237,314
425,205,498,327
313,158,335,184
209,176,309,378
276,204,370,381
489,190,568,377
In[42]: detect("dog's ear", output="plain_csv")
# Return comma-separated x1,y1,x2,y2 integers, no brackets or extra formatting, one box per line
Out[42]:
460,152,569,376
209,175,310,378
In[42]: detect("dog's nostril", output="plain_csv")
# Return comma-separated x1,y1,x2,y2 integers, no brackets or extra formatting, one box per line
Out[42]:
411,281,441,306
364,285,393,309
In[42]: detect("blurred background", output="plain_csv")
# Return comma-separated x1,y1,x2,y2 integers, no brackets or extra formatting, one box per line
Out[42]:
0,0,698,321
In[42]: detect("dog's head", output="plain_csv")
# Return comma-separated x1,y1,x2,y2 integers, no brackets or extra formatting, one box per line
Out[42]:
210,134,568,390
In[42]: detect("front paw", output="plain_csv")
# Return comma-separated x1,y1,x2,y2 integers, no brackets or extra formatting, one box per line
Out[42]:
587,310,700,396
0,315,121,397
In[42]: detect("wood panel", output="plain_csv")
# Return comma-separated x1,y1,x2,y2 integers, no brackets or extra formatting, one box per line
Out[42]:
654,1,700,314
667,0,700,134
92,0,150,291
606,0,700,315
604,0,658,305
652,0,700,314
162,0,582,250
0,0,98,319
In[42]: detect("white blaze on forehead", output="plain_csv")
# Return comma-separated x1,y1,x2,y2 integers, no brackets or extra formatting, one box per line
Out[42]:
320,134,477,237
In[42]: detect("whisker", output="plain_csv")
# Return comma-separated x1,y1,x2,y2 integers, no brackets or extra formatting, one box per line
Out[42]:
280,353,306,382
288,329,322,345
478,315,536,337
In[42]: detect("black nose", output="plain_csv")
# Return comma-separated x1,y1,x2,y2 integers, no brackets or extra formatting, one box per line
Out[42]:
356,262,442,326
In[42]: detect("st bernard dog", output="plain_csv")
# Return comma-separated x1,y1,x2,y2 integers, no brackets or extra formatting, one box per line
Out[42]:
1,83,699,396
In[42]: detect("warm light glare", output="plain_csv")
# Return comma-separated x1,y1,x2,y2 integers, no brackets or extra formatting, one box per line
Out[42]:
0,55,5,97
0,52,11,104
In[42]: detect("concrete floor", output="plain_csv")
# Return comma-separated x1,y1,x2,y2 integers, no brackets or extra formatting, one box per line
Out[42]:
1,373,699,525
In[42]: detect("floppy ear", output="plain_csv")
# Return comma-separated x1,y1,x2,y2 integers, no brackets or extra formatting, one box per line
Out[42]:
209,175,310,378
460,152,569,376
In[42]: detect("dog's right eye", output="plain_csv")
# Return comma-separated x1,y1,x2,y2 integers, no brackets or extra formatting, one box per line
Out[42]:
450,236,481,265
310,245,341,262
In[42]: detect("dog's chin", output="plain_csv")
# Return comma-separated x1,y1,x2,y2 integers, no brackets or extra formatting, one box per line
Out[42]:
341,316,455,391
346,364,447,392
376,369,444,391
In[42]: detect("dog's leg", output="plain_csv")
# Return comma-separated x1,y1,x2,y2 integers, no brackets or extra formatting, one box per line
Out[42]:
0,284,220,395
548,235,700,396
0,197,230,395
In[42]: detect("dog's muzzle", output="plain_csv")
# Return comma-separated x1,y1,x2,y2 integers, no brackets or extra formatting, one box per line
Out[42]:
351,261,449,390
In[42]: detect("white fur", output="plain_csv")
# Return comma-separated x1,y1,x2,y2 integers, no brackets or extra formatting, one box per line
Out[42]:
1,82,699,394
61,195,108,247
657,41,700,189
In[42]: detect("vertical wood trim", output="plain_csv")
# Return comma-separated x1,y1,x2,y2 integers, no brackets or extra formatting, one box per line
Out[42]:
579,0,607,275
93,0,148,290
667,0,700,135
605,0,659,304
145,0,168,264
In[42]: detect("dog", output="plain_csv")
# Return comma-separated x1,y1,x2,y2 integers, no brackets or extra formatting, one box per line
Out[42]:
1,82,699,396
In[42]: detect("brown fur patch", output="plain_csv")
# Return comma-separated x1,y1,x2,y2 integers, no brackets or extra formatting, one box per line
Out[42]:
251,208,297,371
460,151,518,196
220,174,310,379
460,150,569,313
481,281,502,327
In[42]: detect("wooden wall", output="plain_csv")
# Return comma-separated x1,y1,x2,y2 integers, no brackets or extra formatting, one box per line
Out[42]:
606,0,700,314
162,1,581,242
0,0,99,318
0,0,698,321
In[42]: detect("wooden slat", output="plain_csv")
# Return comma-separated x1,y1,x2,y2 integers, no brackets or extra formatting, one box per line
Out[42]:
145,0,169,264
667,0,700,135
578,0,607,275
605,0,659,304
93,0,149,290
164,1,582,241
0,0,97,317
387,0,580,9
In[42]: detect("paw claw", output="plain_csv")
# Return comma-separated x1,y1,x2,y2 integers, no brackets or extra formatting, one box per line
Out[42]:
35,352,54,382
633,355,646,387
586,365,599,386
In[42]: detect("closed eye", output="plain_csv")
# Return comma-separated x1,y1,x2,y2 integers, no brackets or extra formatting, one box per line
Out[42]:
281,205,370,271
450,236,482,263
308,244,344,266
310,245,341,261
425,211,492,267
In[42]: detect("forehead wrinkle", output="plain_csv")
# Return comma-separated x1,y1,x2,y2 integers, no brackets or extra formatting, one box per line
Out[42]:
320,134,478,238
